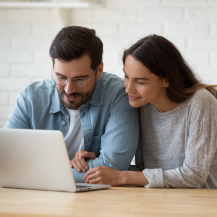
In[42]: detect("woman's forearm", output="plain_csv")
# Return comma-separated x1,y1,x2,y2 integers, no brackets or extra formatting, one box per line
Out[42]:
119,171,149,186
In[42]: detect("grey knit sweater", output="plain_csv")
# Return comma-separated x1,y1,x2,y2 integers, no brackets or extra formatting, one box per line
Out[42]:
129,89,217,188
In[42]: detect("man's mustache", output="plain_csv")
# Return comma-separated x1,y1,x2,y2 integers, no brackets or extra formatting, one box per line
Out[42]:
60,90,81,97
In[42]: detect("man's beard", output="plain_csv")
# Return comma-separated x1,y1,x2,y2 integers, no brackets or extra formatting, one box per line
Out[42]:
58,89,93,110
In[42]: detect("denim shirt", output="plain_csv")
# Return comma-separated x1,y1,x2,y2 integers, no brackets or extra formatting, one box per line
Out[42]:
5,72,139,182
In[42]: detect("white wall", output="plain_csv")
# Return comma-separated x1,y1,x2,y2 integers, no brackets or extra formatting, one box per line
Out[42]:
0,0,217,127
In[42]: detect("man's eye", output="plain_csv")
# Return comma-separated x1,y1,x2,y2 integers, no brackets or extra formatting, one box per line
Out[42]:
57,76,66,80
75,78,87,83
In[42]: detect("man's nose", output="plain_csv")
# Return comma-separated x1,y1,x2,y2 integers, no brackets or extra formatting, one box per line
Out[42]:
64,80,77,94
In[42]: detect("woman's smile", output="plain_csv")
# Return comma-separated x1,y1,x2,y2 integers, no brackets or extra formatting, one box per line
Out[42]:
128,95,141,100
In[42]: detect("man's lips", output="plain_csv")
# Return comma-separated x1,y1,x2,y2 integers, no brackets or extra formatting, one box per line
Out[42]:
64,94,80,101
128,95,141,100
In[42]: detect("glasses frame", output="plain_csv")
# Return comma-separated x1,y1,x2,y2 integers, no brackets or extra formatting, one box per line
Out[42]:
51,68,98,89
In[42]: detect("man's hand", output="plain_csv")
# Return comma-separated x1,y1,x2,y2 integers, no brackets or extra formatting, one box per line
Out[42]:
70,150,96,172
83,166,124,186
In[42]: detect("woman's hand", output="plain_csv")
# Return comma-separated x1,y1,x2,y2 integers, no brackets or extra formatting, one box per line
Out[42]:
83,166,125,186
70,150,96,172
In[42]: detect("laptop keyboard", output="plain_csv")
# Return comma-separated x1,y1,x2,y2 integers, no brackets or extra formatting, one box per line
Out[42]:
76,185,91,188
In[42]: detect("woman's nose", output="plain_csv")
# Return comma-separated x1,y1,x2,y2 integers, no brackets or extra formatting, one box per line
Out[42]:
125,80,135,94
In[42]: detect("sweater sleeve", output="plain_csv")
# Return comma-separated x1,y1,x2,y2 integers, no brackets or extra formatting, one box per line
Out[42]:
143,118,217,188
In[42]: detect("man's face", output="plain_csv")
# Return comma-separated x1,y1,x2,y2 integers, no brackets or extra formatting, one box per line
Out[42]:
53,54,103,110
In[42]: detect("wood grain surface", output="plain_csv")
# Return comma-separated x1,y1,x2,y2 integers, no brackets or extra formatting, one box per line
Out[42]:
0,187,217,217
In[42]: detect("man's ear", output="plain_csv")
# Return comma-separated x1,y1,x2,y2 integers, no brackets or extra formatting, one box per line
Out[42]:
96,61,103,79
163,78,169,88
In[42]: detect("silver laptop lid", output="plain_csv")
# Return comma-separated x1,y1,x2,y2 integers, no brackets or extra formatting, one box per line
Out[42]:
0,129,76,192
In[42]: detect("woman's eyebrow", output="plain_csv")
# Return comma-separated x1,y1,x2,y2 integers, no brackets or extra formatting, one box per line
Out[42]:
134,77,149,80
123,69,149,80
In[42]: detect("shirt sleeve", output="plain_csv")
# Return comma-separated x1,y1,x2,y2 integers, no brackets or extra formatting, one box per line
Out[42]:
4,91,31,129
143,118,217,188
72,90,140,183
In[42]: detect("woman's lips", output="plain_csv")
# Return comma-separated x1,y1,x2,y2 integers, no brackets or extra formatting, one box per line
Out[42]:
128,95,141,100
65,94,79,101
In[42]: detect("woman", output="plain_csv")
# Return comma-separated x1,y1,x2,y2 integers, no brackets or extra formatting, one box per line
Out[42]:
75,35,217,188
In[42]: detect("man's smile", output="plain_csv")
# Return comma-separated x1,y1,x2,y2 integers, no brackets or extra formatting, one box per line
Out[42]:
64,93,80,102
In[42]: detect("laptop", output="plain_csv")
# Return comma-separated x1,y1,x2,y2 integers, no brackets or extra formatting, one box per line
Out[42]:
0,129,111,192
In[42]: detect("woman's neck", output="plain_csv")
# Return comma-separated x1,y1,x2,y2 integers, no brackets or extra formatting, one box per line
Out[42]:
151,90,181,113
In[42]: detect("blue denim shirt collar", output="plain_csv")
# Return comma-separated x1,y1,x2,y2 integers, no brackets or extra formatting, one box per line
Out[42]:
49,74,104,114
86,75,103,106
49,86,66,114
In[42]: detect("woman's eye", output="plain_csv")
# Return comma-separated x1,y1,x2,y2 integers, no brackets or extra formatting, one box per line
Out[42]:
124,75,129,79
137,81,145,84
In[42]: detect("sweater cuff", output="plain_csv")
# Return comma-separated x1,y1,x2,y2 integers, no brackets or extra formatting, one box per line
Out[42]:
143,168,164,188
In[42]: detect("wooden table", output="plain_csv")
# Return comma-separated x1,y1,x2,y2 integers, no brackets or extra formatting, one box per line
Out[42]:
0,187,217,217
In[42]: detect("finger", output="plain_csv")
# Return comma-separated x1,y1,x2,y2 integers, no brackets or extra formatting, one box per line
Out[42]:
86,177,102,184
77,149,85,156
79,151,90,159
78,157,89,170
83,169,97,180
71,160,81,172
80,152,96,161
85,172,99,183
75,159,85,172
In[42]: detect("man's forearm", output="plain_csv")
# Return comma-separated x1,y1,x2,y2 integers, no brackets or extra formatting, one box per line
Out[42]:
72,168,86,183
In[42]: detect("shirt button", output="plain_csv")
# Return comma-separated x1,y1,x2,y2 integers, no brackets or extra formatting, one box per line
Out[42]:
86,138,89,142
62,121,65,125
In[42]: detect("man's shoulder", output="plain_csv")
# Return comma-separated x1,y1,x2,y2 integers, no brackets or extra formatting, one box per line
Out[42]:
96,72,131,112
21,78,55,96
100,72,125,94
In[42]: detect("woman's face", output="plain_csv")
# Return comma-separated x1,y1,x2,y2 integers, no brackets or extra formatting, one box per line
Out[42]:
124,55,168,108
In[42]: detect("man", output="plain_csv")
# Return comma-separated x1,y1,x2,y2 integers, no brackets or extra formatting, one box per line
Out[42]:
4,26,139,183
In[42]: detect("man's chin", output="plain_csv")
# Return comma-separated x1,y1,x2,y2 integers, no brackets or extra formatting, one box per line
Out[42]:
63,101,81,110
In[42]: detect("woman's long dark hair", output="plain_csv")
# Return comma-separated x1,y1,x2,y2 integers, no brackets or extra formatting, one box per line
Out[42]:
123,35,217,103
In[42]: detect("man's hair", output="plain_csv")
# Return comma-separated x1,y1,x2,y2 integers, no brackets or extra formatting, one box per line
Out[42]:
49,26,103,70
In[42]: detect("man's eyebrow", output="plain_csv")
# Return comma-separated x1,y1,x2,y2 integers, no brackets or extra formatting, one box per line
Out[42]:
55,72,89,78
123,70,149,80
55,72,66,77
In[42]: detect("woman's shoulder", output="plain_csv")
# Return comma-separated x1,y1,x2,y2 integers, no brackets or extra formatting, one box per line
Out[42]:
187,88,217,123
189,88,217,108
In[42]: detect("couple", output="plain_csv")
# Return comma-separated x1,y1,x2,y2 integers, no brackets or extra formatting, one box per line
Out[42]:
5,26,217,189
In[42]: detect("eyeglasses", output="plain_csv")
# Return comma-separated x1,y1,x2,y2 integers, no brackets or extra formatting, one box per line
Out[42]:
52,68,97,89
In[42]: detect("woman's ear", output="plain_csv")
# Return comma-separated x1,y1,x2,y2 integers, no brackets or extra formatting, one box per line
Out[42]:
163,78,169,88
96,61,104,79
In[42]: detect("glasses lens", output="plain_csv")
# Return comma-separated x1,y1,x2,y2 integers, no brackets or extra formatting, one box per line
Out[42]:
53,76,67,86
75,79,88,88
